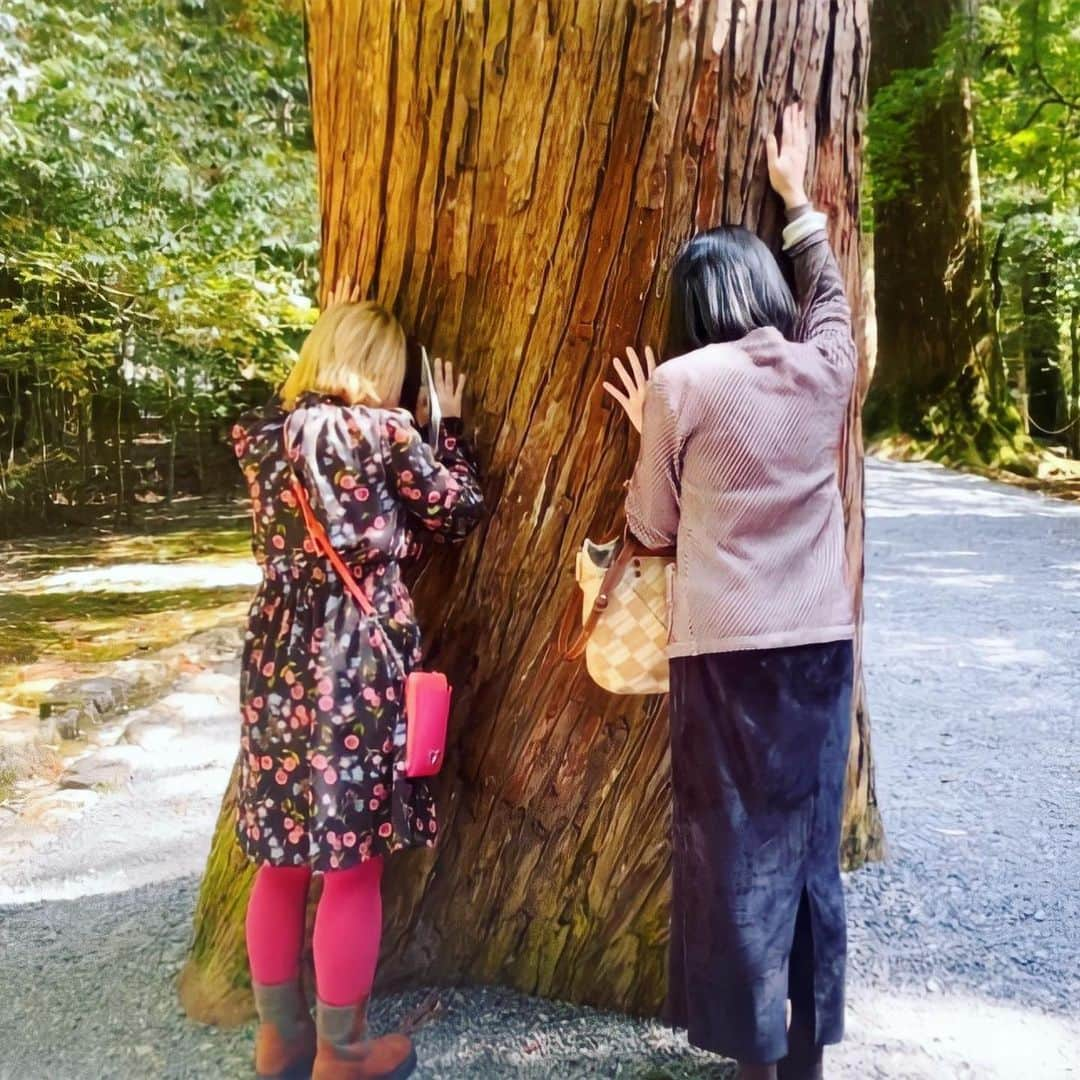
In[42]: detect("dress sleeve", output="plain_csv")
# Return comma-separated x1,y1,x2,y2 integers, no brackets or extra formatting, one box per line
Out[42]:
783,205,857,380
384,412,485,541
625,378,682,549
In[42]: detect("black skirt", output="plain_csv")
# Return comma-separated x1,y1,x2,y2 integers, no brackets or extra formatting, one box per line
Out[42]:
666,640,854,1064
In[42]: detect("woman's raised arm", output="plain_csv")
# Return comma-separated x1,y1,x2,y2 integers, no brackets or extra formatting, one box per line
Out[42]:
768,102,855,369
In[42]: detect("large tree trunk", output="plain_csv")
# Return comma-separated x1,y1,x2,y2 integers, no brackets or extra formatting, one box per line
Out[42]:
181,0,880,1026
866,0,1027,466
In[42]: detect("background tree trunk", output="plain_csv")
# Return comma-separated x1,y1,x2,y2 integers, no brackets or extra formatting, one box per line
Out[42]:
867,0,1030,468
1069,305,1079,460
181,0,881,1026
1020,238,1066,442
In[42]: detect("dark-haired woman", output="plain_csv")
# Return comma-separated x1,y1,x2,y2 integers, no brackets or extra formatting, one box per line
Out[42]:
605,104,856,1080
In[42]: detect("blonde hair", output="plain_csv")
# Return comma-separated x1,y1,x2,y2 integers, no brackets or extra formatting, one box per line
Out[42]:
280,301,407,410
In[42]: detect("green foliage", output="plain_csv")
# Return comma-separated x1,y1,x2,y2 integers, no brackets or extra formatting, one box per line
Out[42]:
869,0,1078,228
867,12,977,208
869,0,1080,460
0,0,317,514
975,1,1079,211
977,1,1079,390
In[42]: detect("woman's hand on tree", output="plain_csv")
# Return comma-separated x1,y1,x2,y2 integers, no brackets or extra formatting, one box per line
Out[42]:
433,358,466,419
324,274,361,309
766,102,810,210
604,346,656,434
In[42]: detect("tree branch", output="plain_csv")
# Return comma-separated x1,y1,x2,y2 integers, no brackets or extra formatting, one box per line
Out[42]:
1030,0,1079,111
1016,96,1066,132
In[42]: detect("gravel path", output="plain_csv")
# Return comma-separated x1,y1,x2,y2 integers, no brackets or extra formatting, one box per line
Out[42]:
849,461,1080,1014
1,460,1078,1079
0,650,241,905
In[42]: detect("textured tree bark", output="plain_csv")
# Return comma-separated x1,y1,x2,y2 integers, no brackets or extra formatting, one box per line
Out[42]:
866,0,1025,464
181,0,881,1025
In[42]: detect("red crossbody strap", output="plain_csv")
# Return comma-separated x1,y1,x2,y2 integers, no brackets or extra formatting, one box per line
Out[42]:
282,427,377,620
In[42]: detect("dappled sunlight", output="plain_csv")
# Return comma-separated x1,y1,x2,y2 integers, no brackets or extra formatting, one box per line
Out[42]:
867,628,1055,672
13,560,259,596
894,549,981,559
867,459,1080,521
0,510,250,584
0,514,256,682
873,566,1011,590
967,636,1054,668
836,986,1080,1079
864,462,1075,685
865,633,957,659
0,803,221,904
0,674,238,906
0,588,251,671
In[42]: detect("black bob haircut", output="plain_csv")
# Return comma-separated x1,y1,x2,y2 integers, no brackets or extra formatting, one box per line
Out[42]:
666,226,798,357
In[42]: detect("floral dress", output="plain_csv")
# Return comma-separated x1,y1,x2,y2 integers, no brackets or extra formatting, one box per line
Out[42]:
231,391,484,871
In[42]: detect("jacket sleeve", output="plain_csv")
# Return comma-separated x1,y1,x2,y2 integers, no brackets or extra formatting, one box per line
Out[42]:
384,412,485,541
625,378,682,549
784,205,857,382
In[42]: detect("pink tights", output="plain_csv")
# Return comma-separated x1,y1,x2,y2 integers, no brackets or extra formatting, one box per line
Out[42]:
245,858,384,1007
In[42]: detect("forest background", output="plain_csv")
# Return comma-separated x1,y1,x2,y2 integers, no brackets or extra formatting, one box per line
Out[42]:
0,0,1077,531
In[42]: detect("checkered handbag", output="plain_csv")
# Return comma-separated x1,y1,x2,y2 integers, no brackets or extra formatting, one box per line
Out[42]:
561,530,675,695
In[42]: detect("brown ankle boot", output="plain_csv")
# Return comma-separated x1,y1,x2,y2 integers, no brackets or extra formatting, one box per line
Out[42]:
253,981,316,1080
312,998,416,1080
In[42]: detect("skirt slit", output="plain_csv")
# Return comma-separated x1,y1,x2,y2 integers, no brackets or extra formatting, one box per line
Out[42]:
666,640,853,1062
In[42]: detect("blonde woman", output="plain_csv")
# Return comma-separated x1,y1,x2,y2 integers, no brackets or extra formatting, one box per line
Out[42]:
231,286,484,1080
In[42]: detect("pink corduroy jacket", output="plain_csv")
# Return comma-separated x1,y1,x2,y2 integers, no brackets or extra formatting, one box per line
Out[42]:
626,211,857,657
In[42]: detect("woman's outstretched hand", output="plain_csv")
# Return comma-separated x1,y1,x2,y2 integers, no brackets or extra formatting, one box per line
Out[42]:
432,358,466,420
604,346,656,434
766,102,810,210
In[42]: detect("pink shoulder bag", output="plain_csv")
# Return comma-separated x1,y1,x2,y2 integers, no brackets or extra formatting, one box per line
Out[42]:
283,430,451,779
